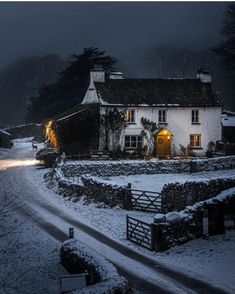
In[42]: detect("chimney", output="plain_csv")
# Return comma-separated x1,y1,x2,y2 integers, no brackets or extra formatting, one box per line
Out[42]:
90,64,105,83
109,72,124,80
197,67,212,84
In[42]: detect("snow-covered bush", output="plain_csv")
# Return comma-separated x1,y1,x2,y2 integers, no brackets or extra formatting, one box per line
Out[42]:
60,239,130,294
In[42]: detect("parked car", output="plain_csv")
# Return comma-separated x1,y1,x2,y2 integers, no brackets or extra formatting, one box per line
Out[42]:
36,148,59,167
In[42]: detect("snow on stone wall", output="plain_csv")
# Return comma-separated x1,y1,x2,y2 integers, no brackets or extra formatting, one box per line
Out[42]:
60,160,182,178
154,187,235,251
60,156,235,178
60,239,130,294
161,177,235,213
81,176,128,208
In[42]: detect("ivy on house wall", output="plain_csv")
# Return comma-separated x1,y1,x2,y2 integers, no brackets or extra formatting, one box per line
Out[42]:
104,108,126,151
141,117,160,155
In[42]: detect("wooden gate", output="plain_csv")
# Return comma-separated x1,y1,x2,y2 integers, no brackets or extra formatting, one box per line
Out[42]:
129,188,162,212
126,215,154,250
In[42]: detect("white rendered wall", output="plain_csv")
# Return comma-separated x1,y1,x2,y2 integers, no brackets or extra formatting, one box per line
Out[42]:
99,106,222,155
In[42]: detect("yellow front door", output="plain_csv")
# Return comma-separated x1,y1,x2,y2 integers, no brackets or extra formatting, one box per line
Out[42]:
156,129,172,157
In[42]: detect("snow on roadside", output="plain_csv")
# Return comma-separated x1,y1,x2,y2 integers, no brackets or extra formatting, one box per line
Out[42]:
25,164,235,293
7,140,235,293
0,210,67,294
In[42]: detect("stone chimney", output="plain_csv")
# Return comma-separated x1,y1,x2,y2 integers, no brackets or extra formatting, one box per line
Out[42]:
197,68,212,84
90,64,105,83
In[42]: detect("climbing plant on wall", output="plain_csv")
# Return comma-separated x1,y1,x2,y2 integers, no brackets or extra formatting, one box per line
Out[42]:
140,117,159,155
105,108,126,151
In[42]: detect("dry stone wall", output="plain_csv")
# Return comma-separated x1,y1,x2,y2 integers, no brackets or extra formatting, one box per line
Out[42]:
60,156,235,178
161,177,235,213
154,189,235,251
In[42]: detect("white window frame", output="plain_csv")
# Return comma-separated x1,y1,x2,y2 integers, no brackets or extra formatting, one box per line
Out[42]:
126,109,136,124
190,134,201,148
158,109,167,124
192,109,199,124
124,135,143,149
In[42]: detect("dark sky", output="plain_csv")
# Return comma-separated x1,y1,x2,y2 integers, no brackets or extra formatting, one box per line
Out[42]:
0,2,227,70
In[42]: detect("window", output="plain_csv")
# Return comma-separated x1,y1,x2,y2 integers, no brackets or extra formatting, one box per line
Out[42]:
125,135,143,149
190,134,201,148
159,110,167,123
192,110,199,124
126,109,136,124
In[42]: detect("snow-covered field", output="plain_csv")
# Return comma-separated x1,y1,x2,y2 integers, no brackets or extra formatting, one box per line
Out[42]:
97,169,235,192
1,139,235,293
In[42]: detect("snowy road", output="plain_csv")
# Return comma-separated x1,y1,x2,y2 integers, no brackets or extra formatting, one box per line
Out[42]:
0,143,230,294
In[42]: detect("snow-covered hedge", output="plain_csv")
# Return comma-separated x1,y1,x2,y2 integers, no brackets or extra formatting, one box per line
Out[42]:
60,240,130,294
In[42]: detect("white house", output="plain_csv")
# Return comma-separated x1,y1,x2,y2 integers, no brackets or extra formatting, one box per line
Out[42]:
81,67,222,157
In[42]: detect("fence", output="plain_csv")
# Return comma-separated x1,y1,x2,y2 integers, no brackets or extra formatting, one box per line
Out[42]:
129,189,162,213
125,183,163,213
126,215,155,250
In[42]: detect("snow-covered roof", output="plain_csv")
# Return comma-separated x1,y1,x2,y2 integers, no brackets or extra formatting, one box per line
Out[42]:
222,116,235,127
56,109,87,122
0,129,11,136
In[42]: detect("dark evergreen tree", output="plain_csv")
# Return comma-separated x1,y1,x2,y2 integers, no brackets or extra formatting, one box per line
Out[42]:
214,4,235,70
26,47,117,122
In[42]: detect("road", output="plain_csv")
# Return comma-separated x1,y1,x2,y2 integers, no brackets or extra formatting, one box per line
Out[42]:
0,144,229,294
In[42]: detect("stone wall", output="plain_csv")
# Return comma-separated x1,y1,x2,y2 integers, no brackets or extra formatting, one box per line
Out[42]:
161,177,235,213
60,156,235,178
154,189,235,251
61,160,182,178
193,156,235,172
45,170,131,208
82,177,130,208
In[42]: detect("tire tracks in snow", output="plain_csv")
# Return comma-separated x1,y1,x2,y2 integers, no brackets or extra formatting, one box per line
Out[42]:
0,160,229,294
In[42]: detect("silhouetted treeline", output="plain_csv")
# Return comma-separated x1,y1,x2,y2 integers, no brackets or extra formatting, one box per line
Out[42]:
0,54,66,126
26,47,117,123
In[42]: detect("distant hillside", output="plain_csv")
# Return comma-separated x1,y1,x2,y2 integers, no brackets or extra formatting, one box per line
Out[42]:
0,54,67,127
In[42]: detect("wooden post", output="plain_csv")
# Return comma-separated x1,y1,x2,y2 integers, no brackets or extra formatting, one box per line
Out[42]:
124,183,132,210
126,214,129,240
203,208,209,236
69,227,74,239
151,223,155,251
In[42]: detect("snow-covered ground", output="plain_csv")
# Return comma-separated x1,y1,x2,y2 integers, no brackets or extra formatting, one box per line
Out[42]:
29,164,235,292
1,139,235,293
96,169,235,192
0,139,67,294
0,206,67,294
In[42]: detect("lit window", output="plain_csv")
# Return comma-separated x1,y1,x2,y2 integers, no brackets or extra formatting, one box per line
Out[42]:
159,110,167,123
126,109,136,124
192,110,199,124
190,134,201,148
125,135,143,149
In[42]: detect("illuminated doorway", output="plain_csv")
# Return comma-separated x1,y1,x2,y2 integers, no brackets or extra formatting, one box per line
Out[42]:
155,129,172,157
